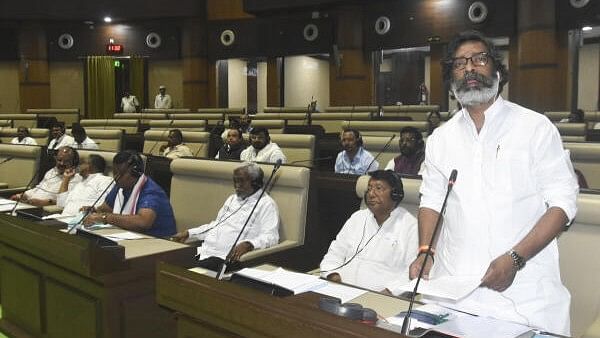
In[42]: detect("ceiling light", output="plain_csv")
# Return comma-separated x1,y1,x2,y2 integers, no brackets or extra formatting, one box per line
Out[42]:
104,16,112,23
582,26,593,31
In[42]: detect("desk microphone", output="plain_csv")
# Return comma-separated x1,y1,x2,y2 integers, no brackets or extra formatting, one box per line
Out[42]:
216,159,283,280
400,169,458,336
0,157,14,165
68,172,119,234
147,120,174,156
289,156,333,165
363,134,396,174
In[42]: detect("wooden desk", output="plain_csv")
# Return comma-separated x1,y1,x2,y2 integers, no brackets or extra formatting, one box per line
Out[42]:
0,215,195,338
156,262,408,337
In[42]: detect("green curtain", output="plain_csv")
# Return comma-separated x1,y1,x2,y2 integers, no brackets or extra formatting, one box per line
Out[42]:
86,56,115,119
129,56,145,109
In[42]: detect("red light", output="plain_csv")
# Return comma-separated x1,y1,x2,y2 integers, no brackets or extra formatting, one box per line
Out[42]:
106,43,124,55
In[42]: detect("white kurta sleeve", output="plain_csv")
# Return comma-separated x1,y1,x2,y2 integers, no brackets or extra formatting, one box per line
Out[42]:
319,213,361,277
187,196,233,241
419,131,449,212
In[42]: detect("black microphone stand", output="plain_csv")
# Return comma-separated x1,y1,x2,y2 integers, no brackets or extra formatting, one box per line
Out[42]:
216,161,283,280
147,120,175,155
9,162,46,215
363,134,396,174
400,169,457,336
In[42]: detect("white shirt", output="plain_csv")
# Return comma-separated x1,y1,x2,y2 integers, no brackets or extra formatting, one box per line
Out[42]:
188,190,280,260
121,95,139,113
11,137,37,145
417,97,577,335
25,167,81,202
154,94,172,109
68,137,99,150
240,142,287,164
320,207,418,291
57,173,114,216
48,134,75,150
334,147,379,175
163,144,193,159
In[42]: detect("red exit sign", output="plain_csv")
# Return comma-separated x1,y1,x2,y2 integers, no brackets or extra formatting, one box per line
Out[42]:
106,43,124,55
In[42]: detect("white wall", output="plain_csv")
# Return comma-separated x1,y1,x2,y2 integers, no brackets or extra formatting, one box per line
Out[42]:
284,56,330,111
227,59,248,109
578,43,600,111
0,62,20,113
257,61,267,113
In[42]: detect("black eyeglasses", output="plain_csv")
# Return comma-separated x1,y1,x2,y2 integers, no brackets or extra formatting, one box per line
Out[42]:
450,52,489,70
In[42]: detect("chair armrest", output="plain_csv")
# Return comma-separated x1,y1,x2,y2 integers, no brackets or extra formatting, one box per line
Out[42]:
43,205,63,213
0,183,8,189
239,240,299,262
0,187,28,196
583,314,600,338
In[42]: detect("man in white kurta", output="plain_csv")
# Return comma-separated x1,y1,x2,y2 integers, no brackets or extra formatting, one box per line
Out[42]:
405,31,577,335
48,124,75,152
11,127,37,145
172,163,279,268
321,170,418,291
240,127,287,164
154,85,172,109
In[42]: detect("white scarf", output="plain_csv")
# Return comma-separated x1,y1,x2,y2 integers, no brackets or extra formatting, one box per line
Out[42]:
113,174,148,215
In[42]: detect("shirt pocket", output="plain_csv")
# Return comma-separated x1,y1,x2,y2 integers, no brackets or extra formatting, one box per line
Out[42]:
493,149,533,198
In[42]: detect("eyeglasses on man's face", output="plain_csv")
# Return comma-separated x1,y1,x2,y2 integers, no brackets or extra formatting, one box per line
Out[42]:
450,52,489,70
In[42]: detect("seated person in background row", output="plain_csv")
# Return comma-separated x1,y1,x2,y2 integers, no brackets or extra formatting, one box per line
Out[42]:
427,111,442,134
57,154,113,216
120,89,140,113
82,150,176,238
159,129,193,159
385,126,425,175
240,127,287,164
334,129,379,175
172,162,280,272
48,122,74,153
216,128,246,160
560,108,584,123
70,123,99,150
320,170,418,291
10,146,81,206
11,126,37,145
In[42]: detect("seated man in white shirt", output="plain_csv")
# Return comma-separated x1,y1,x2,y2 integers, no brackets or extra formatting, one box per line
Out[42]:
11,126,37,145
48,123,75,153
70,123,99,150
171,162,280,271
320,170,418,291
240,127,286,164
57,154,113,216
10,146,81,207
159,129,193,159
334,129,379,175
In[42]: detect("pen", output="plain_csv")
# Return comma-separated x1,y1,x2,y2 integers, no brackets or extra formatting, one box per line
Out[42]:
496,144,500,159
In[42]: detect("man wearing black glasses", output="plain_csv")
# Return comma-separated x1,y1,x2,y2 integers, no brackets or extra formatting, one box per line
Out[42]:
407,31,577,335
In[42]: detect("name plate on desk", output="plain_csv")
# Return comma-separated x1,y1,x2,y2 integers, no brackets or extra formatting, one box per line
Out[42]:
230,273,294,297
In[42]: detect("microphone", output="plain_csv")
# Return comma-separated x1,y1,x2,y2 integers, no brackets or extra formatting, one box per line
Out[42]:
216,160,283,280
0,157,14,165
363,134,396,174
400,169,458,335
193,143,205,158
68,172,119,234
147,120,174,156
289,156,333,165
9,165,45,215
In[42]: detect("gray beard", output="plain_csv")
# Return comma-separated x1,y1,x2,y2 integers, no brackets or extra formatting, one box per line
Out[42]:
452,76,499,108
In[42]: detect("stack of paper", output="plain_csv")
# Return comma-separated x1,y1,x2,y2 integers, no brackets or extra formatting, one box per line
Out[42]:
235,267,328,295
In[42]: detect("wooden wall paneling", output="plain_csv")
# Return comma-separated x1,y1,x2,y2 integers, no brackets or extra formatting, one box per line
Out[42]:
259,18,333,57
267,58,281,106
207,19,259,60
182,18,209,109
19,22,50,111
429,43,448,112
244,0,347,14
0,24,19,61
207,0,253,21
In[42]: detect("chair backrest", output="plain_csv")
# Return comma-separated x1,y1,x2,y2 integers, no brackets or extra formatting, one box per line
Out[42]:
564,142,600,189
76,150,146,177
0,144,42,189
326,106,378,113
382,105,440,113
263,107,310,114
311,112,372,133
26,108,80,126
362,135,401,169
269,134,315,167
0,127,49,146
555,123,586,142
67,129,123,152
0,120,10,128
558,192,600,338
545,111,570,122
0,114,37,128
355,174,421,216
143,130,210,157
168,113,224,122
113,113,168,124
169,159,310,248
224,119,285,134
149,120,206,132
80,119,139,134
341,120,429,137
142,108,192,114
197,108,245,115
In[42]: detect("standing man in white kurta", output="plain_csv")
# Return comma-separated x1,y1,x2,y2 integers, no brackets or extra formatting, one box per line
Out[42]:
320,170,418,292
405,31,578,335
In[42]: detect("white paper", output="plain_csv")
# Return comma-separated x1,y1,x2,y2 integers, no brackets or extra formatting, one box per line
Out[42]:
385,303,469,333
0,198,15,205
0,203,34,212
103,231,147,241
42,213,76,221
235,267,327,294
312,282,367,303
433,315,531,338
395,275,482,301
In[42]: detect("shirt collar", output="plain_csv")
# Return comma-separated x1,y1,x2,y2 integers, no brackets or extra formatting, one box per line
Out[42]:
459,96,505,137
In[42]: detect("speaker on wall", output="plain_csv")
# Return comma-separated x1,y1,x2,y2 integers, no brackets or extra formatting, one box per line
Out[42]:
303,23,319,42
145,32,162,49
57,33,74,50
220,29,236,47
468,1,489,24
374,16,391,35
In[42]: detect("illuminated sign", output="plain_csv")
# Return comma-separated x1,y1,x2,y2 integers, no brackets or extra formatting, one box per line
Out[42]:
106,43,124,55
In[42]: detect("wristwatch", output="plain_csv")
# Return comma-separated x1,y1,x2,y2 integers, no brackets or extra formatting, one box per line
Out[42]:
101,213,108,223
507,249,525,271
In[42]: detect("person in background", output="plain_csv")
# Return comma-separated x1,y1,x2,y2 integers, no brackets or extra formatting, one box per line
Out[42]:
334,129,378,175
121,90,140,113
427,111,442,134
48,122,75,153
216,128,246,160
385,126,425,176
70,123,98,150
11,126,37,145
240,127,286,164
154,85,173,109
159,129,193,159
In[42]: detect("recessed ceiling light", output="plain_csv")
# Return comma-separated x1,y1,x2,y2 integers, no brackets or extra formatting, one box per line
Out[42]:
104,16,112,23
582,26,593,31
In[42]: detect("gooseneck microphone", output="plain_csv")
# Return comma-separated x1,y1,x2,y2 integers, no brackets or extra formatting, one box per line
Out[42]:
67,172,119,234
216,159,283,280
363,134,396,174
0,157,14,165
9,165,45,215
400,169,458,336
289,156,333,165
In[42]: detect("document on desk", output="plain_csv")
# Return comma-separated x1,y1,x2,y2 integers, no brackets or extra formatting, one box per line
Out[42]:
0,199,34,212
312,282,368,303
433,315,531,338
102,231,148,241
394,275,481,301
235,267,328,294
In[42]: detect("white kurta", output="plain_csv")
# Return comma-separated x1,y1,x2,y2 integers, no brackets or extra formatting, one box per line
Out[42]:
25,168,81,202
240,142,287,164
48,135,75,151
121,96,139,112
56,173,114,216
188,190,280,260
419,97,577,335
163,144,193,159
154,94,172,109
68,137,99,150
11,137,37,145
320,207,418,291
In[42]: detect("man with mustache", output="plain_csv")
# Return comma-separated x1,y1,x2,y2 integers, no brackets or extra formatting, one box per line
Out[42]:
334,128,378,175
401,31,577,335
385,126,425,175
240,127,286,164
